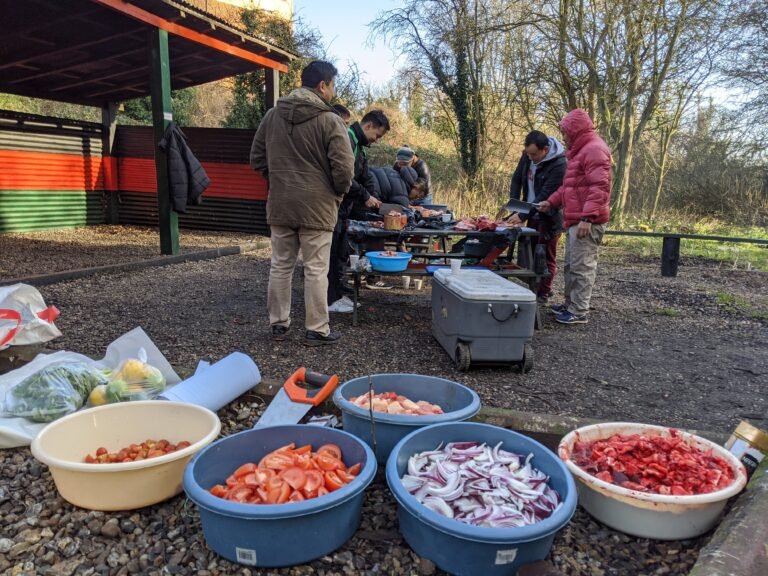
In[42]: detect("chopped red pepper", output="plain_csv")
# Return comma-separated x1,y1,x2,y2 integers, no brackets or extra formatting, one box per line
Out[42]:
571,430,735,496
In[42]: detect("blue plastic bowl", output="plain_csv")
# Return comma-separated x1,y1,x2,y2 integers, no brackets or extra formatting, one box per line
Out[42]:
386,422,577,576
366,251,412,272
183,425,376,567
333,374,481,463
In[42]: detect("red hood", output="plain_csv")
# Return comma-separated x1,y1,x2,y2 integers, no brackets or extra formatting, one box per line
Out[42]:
559,109,595,153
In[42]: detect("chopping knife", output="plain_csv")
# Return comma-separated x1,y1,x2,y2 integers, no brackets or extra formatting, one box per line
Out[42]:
254,368,339,427
494,198,540,220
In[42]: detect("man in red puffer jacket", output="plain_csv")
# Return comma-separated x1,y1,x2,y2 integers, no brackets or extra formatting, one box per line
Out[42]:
538,108,611,325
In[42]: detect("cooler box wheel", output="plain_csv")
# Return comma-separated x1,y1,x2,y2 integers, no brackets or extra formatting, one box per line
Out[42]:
516,343,534,373
454,342,472,371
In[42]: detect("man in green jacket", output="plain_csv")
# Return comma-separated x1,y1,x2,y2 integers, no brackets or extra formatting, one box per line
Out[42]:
250,61,354,346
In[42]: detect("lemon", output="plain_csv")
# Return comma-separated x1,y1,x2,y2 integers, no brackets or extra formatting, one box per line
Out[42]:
88,384,109,406
120,359,150,382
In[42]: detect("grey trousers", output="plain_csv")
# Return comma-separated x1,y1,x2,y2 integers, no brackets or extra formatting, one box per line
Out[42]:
564,223,606,315
268,225,334,336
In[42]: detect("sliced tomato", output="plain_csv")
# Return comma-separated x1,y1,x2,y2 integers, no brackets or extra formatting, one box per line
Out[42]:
233,462,257,478
295,453,315,470
260,452,295,471
293,444,312,455
266,480,291,504
210,484,228,498
317,486,329,498
254,468,276,485
336,469,356,484
266,476,286,492
243,473,260,486
316,444,342,460
226,486,254,503
347,462,362,476
225,475,239,487
288,490,306,503
274,443,296,453
280,467,307,490
324,470,345,491
304,469,324,493
277,481,292,503
316,453,342,471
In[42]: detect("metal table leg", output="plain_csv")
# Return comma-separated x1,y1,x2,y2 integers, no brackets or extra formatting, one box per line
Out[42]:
352,272,361,327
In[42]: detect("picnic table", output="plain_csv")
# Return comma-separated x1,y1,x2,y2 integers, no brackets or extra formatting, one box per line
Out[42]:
345,223,548,327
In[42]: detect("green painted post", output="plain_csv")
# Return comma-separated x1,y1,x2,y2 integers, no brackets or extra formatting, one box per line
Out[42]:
148,28,178,255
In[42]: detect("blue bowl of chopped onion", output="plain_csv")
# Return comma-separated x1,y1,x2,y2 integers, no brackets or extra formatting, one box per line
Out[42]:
386,422,577,576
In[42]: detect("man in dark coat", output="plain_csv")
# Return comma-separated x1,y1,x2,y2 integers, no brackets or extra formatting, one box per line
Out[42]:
508,130,567,302
393,145,432,204
327,110,390,313
369,166,426,207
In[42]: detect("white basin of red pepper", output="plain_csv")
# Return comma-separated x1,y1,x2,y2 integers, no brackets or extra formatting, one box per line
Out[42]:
558,422,749,540
401,441,561,528
570,429,736,495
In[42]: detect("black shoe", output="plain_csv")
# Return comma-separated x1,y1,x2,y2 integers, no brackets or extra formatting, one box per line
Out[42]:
340,284,355,295
271,325,289,341
304,330,341,347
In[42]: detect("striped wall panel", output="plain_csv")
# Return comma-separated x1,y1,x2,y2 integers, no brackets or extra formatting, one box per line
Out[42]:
119,192,269,235
115,125,270,234
0,110,107,233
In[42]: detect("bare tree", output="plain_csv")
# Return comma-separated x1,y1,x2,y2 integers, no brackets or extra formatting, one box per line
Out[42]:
371,0,542,181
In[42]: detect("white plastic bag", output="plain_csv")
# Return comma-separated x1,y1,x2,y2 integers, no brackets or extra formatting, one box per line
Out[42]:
0,327,180,448
0,284,61,350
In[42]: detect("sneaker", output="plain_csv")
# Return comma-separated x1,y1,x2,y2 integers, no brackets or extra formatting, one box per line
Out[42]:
271,325,289,341
365,280,393,290
304,330,341,346
555,310,588,324
328,299,354,313
339,296,361,308
550,303,568,314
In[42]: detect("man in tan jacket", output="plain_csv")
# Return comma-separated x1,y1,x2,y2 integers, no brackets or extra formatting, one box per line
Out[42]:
250,61,354,346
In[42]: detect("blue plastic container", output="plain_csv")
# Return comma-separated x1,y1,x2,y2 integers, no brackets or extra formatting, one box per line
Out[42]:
366,251,412,272
386,422,577,576
183,425,376,567
333,374,481,463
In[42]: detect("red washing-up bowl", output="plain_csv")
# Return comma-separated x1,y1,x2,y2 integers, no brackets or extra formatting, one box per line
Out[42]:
558,422,747,540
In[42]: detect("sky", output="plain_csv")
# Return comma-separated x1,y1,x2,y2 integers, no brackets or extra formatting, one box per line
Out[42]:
292,0,403,88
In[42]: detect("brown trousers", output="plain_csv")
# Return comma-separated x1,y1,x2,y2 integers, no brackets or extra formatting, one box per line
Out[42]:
268,225,334,336
563,223,606,315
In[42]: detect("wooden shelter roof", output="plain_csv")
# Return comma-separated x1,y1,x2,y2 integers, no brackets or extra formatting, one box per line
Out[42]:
0,0,294,107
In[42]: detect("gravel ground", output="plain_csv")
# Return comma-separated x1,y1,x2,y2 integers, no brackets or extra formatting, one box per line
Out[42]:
2,225,767,576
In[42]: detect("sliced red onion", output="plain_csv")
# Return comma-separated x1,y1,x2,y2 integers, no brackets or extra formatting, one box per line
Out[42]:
402,441,561,528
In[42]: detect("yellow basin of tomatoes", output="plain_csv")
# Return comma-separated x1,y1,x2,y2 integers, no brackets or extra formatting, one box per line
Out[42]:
209,442,362,505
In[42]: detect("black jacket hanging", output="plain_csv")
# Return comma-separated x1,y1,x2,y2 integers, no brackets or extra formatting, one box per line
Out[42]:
158,122,210,213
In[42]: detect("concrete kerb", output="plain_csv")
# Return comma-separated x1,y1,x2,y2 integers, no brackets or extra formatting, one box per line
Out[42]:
0,240,270,288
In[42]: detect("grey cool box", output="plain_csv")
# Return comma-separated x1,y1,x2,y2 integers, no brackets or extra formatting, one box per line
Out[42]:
431,268,536,370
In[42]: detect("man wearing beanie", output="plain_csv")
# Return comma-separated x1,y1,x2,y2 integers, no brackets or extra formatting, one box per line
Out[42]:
393,145,432,204
538,109,612,325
